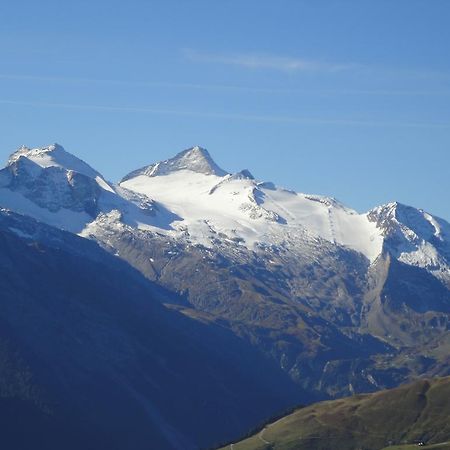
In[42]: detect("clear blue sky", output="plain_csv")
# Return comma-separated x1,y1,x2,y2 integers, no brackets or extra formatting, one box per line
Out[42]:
1,0,449,219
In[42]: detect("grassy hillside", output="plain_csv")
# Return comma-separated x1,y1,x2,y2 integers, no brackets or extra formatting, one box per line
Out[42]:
382,443,450,450
218,376,450,450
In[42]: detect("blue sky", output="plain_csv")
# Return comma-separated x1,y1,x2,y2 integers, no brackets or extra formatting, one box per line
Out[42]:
1,0,449,219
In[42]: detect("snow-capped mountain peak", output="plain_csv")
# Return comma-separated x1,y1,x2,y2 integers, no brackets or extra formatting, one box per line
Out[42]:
369,201,449,243
121,145,228,181
0,143,163,233
1,142,449,280
368,201,450,282
7,143,102,180
120,147,384,261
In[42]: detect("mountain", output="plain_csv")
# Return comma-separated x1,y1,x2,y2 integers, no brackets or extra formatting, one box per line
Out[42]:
0,143,176,233
122,145,228,180
217,376,450,450
369,201,450,286
120,146,382,260
1,143,449,402
0,208,303,450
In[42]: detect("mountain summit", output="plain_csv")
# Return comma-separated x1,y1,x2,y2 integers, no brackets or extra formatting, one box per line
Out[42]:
0,143,159,232
121,145,228,181
7,143,101,179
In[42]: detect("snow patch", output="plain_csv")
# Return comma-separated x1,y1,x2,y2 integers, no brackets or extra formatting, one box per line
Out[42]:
0,188,92,233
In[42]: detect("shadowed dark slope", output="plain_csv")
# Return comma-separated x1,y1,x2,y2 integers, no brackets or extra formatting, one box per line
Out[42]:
0,210,304,450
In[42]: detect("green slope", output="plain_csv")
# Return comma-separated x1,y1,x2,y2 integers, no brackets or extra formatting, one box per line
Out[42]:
218,377,450,450
382,443,450,450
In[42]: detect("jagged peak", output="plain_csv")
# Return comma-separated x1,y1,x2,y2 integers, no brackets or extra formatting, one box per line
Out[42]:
121,145,228,182
368,201,450,244
170,145,227,175
7,143,102,180
9,143,59,165
231,169,255,180
368,201,420,222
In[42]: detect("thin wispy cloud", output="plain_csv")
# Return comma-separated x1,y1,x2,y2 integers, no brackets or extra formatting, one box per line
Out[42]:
1,99,449,129
183,49,357,73
183,49,450,83
1,73,449,97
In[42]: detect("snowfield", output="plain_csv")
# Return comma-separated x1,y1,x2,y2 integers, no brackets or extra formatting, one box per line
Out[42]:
121,166,383,261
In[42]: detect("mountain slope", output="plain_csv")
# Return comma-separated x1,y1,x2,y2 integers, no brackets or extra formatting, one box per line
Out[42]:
218,376,450,450
117,146,450,395
0,208,303,450
1,143,449,400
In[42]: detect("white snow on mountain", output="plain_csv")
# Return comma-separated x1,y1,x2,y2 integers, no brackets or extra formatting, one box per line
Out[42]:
9,143,105,182
368,202,450,281
0,143,172,233
121,165,383,261
0,188,93,232
1,143,449,276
